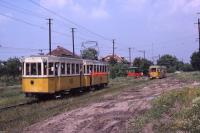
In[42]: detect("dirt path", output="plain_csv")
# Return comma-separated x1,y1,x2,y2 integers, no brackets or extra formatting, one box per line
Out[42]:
24,76,197,133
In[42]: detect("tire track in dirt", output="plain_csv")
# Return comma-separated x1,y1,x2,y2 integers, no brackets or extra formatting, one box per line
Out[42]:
24,77,198,133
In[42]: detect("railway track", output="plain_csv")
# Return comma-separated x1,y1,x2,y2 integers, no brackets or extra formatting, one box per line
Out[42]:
0,100,38,112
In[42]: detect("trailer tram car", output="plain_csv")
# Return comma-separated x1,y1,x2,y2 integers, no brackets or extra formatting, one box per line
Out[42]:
22,55,109,98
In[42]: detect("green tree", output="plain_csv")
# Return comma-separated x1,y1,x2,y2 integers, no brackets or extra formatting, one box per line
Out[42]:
81,48,98,60
191,51,200,71
157,54,179,73
133,58,153,75
182,63,194,72
0,61,6,77
6,57,21,79
109,63,128,79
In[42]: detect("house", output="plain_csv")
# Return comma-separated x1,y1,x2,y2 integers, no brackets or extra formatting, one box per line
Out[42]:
101,54,128,63
47,46,80,58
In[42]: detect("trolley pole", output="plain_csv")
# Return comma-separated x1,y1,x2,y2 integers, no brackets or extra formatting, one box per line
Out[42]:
198,18,200,52
47,18,53,55
112,39,115,58
139,50,146,59
71,28,76,57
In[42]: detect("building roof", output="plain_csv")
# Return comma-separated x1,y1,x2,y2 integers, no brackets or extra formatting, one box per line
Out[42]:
47,46,80,58
101,54,127,63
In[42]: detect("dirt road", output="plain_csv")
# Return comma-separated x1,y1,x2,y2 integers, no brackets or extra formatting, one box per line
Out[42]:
25,76,197,133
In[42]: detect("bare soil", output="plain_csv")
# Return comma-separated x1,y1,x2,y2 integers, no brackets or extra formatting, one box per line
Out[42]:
24,76,197,133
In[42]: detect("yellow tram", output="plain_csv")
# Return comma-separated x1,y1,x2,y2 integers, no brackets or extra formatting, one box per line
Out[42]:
149,65,167,79
22,55,109,97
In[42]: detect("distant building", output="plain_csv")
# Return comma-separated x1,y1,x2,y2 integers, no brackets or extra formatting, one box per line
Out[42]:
47,46,80,58
101,54,128,63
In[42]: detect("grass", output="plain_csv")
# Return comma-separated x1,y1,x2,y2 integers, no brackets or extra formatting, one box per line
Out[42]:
130,86,200,133
175,71,200,82
0,77,150,132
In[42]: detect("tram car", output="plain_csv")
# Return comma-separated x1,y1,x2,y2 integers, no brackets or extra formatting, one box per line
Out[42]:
127,67,143,78
149,65,167,79
22,55,109,98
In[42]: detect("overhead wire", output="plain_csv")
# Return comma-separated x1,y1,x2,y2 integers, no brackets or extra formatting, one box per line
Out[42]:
29,0,113,42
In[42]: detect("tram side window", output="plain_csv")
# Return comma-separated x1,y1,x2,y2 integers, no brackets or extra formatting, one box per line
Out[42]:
48,63,54,75
87,65,90,74
26,63,30,75
38,63,41,75
90,65,93,73
76,64,80,74
72,64,75,74
61,63,65,75
83,65,86,74
30,63,36,75
67,63,71,74
94,65,96,72
43,62,47,75
97,65,99,72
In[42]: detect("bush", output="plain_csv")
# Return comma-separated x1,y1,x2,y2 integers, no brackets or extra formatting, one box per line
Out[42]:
109,63,129,79
182,63,194,72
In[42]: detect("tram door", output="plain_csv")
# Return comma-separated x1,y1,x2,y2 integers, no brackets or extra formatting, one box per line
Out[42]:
55,62,60,91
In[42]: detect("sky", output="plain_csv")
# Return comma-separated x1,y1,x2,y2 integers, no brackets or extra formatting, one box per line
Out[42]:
0,0,200,63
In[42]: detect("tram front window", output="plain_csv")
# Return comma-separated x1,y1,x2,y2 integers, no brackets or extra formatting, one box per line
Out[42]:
31,63,37,75
151,68,157,72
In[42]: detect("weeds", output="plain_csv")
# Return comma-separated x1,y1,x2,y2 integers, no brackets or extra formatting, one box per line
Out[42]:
130,87,200,133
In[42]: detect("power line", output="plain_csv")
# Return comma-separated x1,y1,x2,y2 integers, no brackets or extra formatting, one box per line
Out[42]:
0,12,72,38
29,0,112,42
0,0,46,19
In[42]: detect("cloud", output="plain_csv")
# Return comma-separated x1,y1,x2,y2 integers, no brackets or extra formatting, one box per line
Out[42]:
118,0,148,12
39,0,110,19
91,8,109,19
90,0,109,19
40,0,70,8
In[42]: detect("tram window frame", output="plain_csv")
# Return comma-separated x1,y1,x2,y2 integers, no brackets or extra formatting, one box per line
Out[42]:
67,63,71,75
22,62,24,75
31,63,37,75
61,63,65,75
48,62,54,75
26,63,30,75
43,62,47,75
76,64,80,74
72,64,75,74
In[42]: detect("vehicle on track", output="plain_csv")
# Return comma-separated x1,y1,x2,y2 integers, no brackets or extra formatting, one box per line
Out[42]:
127,67,143,78
22,55,109,98
149,65,167,79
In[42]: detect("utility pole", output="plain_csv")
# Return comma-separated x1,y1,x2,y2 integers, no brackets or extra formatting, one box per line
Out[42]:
198,18,200,52
112,39,115,58
71,28,76,57
129,48,131,64
47,18,53,55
